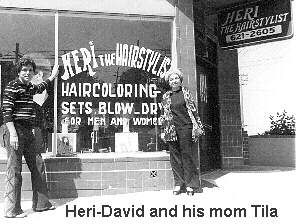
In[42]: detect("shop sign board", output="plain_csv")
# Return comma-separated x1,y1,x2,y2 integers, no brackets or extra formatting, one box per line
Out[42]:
218,0,293,49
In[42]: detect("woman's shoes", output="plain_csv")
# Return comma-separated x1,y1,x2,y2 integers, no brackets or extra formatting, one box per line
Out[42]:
173,186,201,196
173,186,182,195
186,187,194,196
33,204,56,212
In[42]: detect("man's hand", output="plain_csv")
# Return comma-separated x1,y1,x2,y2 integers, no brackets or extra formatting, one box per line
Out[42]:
48,64,59,81
6,122,19,150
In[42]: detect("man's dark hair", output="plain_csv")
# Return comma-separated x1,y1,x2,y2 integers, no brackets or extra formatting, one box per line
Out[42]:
16,56,36,73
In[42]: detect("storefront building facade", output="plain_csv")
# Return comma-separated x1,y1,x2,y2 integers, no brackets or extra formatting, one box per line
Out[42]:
0,0,245,199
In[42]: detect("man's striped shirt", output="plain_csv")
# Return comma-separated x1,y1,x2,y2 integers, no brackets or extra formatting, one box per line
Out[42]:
2,78,50,125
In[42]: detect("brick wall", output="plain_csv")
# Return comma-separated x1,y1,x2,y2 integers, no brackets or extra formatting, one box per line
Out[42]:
249,136,295,167
0,154,174,201
218,48,244,168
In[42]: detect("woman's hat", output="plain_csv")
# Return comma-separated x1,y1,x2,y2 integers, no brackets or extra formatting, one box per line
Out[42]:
164,67,183,82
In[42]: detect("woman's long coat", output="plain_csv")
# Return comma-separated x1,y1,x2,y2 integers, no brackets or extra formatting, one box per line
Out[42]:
160,86,204,142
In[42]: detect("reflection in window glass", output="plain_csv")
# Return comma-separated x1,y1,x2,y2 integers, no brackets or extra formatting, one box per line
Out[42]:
58,16,171,153
0,12,55,153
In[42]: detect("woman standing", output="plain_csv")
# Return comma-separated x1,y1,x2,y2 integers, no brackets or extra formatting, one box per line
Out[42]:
161,68,204,196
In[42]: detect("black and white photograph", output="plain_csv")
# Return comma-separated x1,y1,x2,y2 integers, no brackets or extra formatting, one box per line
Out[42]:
0,0,295,224
56,133,77,156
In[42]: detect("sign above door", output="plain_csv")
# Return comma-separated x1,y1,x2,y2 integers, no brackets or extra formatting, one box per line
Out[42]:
217,0,293,49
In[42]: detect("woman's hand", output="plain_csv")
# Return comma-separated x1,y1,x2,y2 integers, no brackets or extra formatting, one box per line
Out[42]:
192,128,204,142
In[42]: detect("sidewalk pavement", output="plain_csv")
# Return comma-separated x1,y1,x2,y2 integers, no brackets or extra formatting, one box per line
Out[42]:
1,166,295,224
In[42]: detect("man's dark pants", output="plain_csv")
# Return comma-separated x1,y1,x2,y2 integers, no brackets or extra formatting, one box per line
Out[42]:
1,123,51,216
168,127,200,189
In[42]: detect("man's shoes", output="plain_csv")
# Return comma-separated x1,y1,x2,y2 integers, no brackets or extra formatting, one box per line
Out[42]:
186,187,194,196
33,205,56,212
5,210,27,218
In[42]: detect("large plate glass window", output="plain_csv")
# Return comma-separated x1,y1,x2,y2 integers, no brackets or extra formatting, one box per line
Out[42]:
57,15,171,154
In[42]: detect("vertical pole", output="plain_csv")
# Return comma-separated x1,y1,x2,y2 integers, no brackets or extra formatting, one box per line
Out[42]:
171,8,178,68
53,12,59,156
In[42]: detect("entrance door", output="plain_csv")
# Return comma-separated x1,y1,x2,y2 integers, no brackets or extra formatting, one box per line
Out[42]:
197,63,221,171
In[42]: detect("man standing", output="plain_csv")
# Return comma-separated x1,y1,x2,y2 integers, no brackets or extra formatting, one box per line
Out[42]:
0,56,59,218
